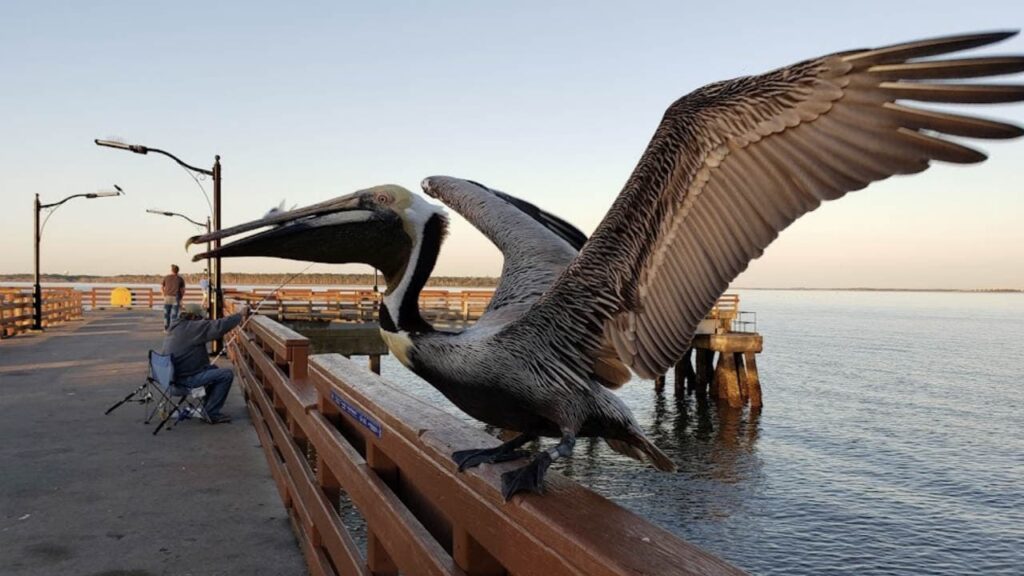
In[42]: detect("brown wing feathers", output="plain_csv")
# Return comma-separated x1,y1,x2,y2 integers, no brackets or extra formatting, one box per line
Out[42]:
510,31,1024,383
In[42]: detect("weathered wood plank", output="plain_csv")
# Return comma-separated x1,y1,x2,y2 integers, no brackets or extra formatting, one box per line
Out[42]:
310,353,746,576
307,411,461,576
692,333,763,354
247,366,370,576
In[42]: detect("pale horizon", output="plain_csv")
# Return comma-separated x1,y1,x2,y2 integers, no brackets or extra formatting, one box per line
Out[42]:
2,2,1022,290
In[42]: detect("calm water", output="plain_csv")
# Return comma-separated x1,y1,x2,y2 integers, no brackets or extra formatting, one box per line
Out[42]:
379,290,1023,575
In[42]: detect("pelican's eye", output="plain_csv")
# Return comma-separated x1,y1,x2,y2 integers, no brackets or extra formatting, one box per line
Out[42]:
374,191,394,206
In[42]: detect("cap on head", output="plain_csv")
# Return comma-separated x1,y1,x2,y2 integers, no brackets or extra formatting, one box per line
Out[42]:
180,303,206,319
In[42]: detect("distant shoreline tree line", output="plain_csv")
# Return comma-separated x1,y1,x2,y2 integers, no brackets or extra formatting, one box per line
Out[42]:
0,272,500,288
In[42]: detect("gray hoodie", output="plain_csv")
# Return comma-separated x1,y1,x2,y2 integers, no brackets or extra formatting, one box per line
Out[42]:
161,314,243,378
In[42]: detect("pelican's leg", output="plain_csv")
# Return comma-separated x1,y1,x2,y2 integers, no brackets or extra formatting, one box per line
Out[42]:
452,433,536,472
501,433,576,500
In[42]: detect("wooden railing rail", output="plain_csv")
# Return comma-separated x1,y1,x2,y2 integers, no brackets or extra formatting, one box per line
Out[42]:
0,288,83,339
0,291,32,338
79,286,209,310
225,298,745,576
62,286,491,324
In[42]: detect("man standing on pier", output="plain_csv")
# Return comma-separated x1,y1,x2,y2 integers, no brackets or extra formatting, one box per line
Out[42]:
161,264,186,331
162,303,249,424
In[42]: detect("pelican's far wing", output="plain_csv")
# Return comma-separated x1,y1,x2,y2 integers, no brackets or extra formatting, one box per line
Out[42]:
505,31,1024,382
421,176,585,318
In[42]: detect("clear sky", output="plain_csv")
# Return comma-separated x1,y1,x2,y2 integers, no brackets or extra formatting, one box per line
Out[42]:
1,1,1022,289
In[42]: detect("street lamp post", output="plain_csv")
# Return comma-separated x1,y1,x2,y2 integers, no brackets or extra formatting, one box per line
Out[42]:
34,188,123,330
94,140,224,347
147,209,213,318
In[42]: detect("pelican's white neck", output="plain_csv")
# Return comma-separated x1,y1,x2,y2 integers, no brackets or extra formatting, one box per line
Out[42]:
383,195,447,332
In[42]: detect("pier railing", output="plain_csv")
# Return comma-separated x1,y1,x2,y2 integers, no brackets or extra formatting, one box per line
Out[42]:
68,286,493,325
0,287,83,338
3,284,747,334
224,299,745,576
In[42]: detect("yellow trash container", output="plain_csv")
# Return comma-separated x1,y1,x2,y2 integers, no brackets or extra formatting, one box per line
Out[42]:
110,287,132,308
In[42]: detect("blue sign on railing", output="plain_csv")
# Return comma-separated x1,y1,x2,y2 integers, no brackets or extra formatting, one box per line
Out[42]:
330,390,382,438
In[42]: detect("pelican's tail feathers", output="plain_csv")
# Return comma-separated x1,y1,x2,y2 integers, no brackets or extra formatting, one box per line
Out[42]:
606,436,677,472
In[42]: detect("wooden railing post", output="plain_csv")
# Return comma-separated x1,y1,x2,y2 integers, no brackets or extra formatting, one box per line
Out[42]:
366,443,399,576
290,343,309,381
453,528,504,576
316,454,341,507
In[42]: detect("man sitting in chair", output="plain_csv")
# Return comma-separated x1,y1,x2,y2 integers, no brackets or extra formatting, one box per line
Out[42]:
162,303,248,424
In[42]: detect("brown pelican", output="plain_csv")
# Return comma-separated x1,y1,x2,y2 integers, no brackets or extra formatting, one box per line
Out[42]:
189,31,1024,499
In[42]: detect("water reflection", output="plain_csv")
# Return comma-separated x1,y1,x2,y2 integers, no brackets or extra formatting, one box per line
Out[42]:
556,385,765,532
374,291,1024,575
649,389,761,461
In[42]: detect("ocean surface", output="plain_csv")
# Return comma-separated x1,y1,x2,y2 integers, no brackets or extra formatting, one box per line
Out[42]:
377,290,1023,576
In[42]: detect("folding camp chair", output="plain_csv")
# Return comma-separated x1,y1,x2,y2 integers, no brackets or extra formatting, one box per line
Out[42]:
104,350,209,434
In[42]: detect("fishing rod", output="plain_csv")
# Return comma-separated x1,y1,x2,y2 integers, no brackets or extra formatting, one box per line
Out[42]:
209,261,318,364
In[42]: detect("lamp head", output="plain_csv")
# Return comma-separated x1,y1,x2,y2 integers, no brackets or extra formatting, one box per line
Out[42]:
94,139,148,155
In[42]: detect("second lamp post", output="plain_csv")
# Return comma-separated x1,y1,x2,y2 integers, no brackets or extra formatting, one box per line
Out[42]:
94,140,224,328
147,209,213,318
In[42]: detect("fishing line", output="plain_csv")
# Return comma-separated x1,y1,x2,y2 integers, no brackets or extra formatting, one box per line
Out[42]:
207,261,317,365
179,163,214,217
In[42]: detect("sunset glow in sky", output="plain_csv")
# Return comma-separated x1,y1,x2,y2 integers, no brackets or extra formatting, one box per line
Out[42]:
1,1,1022,289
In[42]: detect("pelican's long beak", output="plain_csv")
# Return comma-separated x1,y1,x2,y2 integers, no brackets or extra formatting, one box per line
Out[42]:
186,191,411,272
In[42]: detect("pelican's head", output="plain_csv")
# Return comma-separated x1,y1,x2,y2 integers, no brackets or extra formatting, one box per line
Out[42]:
187,185,447,289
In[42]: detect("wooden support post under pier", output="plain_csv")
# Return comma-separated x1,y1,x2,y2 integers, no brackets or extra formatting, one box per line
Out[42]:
744,351,762,408
688,333,762,408
695,349,713,396
714,352,743,408
734,353,748,405
675,348,696,396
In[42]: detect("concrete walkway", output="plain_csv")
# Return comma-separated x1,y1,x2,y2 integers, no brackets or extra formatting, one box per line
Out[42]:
0,310,306,576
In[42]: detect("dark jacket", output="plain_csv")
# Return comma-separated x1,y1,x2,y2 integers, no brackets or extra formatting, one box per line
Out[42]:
161,314,243,378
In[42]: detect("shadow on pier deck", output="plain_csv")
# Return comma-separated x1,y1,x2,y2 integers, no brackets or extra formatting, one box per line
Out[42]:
0,309,304,576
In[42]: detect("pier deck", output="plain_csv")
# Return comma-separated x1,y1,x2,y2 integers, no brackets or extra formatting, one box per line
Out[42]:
0,310,305,576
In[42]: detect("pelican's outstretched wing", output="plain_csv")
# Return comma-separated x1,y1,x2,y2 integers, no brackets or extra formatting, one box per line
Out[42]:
421,176,585,321
506,31,1024,381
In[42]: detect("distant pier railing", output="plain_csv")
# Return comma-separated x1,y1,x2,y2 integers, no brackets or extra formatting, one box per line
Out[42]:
0,287,82,338
223,298,745,576
67,286,492,327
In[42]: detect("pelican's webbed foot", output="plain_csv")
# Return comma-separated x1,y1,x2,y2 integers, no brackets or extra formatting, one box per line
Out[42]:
501,452,553,499
500,433,576,500
452,433,535,472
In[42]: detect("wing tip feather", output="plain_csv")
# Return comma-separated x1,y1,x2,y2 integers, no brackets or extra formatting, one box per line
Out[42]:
845,30,1020,66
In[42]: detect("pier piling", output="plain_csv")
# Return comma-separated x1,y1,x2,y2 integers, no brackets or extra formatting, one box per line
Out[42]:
661,294,763,408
